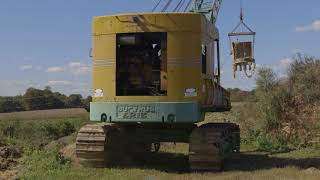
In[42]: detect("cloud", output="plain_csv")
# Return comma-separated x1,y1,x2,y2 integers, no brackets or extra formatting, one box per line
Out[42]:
279,58,292,67
35,66,43,71
46,66,64,73
291,49,302,54
296,20,320,32
67,88,91,96
20,65,33,70
46,62,91,75
269,58,292,78
68,62,91,75
20,65,43,71
45,80,91,96
47,80,72,86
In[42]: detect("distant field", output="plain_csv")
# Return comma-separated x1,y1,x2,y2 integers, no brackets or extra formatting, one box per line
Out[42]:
0,102,242,122
0,108,88,121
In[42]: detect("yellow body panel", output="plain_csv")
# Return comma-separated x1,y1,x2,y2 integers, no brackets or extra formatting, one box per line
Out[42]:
92,13,218,104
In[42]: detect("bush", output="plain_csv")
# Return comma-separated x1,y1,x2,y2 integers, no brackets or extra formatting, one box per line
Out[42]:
42,121,76,140
0,120,48,149
237,54,320,152
60,121,76,137
256,133,289,153
0,119,81,150
231,102,260,143
289,54,320,104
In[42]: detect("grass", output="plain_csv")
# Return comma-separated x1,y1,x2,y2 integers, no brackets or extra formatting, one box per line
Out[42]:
20,148,320,180
1,107,320,179
0,109,88,150
0,117,86,150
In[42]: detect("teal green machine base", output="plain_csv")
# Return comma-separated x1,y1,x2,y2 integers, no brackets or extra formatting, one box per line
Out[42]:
90,101,205,123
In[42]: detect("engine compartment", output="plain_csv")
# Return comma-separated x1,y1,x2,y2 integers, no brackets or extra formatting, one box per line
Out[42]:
116,33,167,96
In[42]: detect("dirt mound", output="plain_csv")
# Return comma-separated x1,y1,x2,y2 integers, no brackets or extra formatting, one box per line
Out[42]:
0,143,21,171
45,135,76,151
304,167,320,174
60,143,82,167
0,158,16,171
0,140,21,179
0,169,21,180
60,143,75,158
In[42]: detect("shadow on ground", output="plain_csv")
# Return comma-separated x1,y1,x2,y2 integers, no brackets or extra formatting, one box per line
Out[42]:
117,152,320,173
224,152,320,172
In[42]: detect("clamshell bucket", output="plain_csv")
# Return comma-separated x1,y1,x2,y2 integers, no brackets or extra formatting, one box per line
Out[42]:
228,12,256,78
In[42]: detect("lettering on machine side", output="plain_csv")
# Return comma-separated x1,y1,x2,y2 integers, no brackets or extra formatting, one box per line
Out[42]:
116,105,157,120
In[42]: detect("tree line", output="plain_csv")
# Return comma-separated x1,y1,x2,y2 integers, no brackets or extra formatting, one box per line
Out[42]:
0,87,254,113
0,86,91,113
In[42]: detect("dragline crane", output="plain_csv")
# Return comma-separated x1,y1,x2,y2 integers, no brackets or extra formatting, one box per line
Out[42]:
76,0,255,171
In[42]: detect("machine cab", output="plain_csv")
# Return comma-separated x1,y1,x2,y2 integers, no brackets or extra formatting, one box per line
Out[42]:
90,13,230,123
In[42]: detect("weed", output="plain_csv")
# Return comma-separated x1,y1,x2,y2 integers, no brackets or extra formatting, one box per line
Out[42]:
20,149,71,179
0,117,86,150
256,133,289,153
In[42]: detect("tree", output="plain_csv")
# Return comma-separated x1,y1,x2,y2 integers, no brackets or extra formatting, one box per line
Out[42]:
256,67,279,93
0,97,25,113
288,54,320,104
46,94,65,109
23,88,47,110
83,96,92,112
2,87,90,112
65,94,83,108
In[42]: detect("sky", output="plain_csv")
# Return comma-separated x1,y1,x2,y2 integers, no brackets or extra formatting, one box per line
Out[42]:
0,0,320,97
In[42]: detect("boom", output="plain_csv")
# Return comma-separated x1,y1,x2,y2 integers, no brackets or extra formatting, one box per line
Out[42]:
191,0,222,24
153,0,222,24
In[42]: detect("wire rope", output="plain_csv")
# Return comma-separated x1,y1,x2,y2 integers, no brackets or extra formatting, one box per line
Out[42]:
184,0,193,12
152,0,163,12
173,0,183,12
176,0,186,12
161,0,173,12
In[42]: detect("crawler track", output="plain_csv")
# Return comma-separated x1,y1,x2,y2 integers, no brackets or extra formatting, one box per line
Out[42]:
76,123,122,167
189,123,240,171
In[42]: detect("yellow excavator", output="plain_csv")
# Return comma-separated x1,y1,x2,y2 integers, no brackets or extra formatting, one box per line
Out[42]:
76,0,255,171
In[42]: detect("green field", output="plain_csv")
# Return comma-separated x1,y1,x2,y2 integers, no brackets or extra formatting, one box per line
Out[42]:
0,106,320,180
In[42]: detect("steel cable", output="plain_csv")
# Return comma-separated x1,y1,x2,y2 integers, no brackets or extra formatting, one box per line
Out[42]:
184,0,193,12
176,0,186,12
173,0,184,12
161,0,173,12
152,0,163,12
